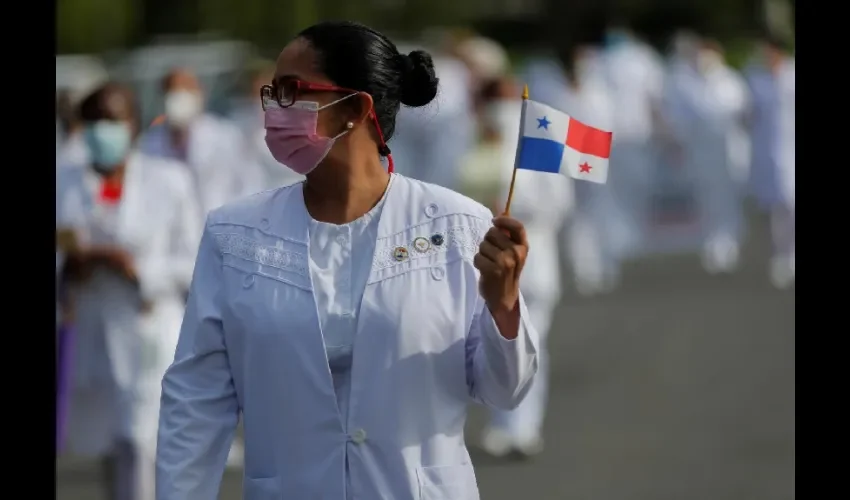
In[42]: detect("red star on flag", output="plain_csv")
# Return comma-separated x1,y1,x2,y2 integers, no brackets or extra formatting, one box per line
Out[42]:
578,162,592,173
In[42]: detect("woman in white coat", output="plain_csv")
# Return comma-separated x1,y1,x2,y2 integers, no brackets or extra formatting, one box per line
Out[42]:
139,69,265,224
56,83,202,500
476,74,572,458
663,40,750,274
156,21,539,500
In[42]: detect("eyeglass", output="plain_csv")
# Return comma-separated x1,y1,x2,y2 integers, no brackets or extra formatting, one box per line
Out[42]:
260,78,397,172
260,79,358,111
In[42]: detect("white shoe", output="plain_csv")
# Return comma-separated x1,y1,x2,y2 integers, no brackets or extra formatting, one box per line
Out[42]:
514,433,544,457
226,440,244,468
480,427,513,458
575,277,604,297
702,239,740,275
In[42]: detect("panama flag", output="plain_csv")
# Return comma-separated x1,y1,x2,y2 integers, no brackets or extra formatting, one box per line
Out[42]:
515,99,613,184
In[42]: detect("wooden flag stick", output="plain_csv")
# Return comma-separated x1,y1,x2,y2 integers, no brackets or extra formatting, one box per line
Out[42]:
503,84,529,217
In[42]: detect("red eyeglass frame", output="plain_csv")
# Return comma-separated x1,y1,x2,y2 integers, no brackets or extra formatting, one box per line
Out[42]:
260,79,394,172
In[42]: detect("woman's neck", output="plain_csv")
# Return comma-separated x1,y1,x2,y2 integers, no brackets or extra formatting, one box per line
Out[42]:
303,155,390,225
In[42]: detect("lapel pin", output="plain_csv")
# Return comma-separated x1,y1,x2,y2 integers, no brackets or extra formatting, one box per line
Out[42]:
393,246,409,262
412,237,431,253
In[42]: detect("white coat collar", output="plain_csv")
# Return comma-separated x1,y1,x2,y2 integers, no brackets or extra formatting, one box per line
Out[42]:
268,173,441,244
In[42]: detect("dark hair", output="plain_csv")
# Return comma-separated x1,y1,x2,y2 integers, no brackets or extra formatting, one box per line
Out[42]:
762,32,791,53
298,21,440,144
56,90,79,133
79,83,140,132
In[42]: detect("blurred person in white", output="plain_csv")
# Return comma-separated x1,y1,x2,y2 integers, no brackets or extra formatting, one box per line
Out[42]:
473,72,567,458
139,68,264,225
522,42,617,296
57,90,89,167
600,21,666,267
456,35,518,190
56,82,201,500
389,41,475,190
230,62,305,189
454,35,510,100
663,36,750,274
744,34,795,288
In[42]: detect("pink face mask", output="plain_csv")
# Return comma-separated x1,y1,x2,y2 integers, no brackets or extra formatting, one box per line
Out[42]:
264,95,355,175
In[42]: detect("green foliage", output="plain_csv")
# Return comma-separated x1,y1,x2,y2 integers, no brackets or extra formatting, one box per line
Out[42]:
56,0,775,55
57,0,137,53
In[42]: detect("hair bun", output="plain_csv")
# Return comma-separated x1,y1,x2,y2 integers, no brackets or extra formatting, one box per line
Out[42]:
399,50,439,108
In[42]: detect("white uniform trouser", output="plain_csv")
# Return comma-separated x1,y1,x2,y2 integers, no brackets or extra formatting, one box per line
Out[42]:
605,140,654,261
488,296,555,439
689,137,744,256
568,180,622,285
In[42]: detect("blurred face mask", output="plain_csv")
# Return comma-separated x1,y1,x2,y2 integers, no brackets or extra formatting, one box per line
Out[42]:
264,95,356,175
84,121,132,171
604,30,629,49
164,90,203,128
483,100,522,141
697,50,723,74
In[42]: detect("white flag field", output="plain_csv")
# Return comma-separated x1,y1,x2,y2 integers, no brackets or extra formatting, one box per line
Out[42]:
514,99,613,184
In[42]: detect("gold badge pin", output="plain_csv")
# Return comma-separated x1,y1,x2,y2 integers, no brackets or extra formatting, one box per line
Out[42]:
412,237,431,253
393,246,409,262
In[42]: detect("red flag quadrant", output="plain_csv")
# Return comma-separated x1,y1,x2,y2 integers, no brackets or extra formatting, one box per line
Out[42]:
565,117,612,159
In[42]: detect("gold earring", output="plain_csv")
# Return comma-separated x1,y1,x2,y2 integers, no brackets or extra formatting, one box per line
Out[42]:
346,121,354,129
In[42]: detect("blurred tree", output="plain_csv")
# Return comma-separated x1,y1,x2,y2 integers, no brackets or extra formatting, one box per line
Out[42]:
141,0,200,38
57,0,138,53
539,0,765,51
57,0,777,56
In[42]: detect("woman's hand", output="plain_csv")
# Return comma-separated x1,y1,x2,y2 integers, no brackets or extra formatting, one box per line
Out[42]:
68,246,138,283
474,216,529,338
103,248,138,282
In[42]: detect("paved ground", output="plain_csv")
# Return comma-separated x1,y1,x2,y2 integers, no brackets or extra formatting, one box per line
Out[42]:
57,215,795,500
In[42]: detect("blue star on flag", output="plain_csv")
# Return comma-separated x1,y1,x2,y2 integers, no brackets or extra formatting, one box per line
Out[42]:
537,116,551,130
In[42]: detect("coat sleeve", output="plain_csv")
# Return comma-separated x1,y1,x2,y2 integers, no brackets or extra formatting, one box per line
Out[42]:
464,226,540,410
156,219,238,500
137,173,204,301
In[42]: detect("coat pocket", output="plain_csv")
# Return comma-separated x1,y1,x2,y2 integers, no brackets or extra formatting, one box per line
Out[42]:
243,476,279,500
416,464,477,500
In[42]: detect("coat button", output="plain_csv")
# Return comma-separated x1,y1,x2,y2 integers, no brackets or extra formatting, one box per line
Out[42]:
260,218,270,229
243,274,255,288
424,203,439,218
430,267,445,281
351,428,367,444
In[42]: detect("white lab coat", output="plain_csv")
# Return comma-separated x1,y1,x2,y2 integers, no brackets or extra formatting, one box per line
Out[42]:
56,152,201,458
56,131,89,168
482,92,572,441
663,60,749,245
139,114,265,223
602,41,665,258
745,58,795,210
157,174,539,500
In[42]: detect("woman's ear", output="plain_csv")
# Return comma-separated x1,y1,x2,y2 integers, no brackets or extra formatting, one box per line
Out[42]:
354,92,374,124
